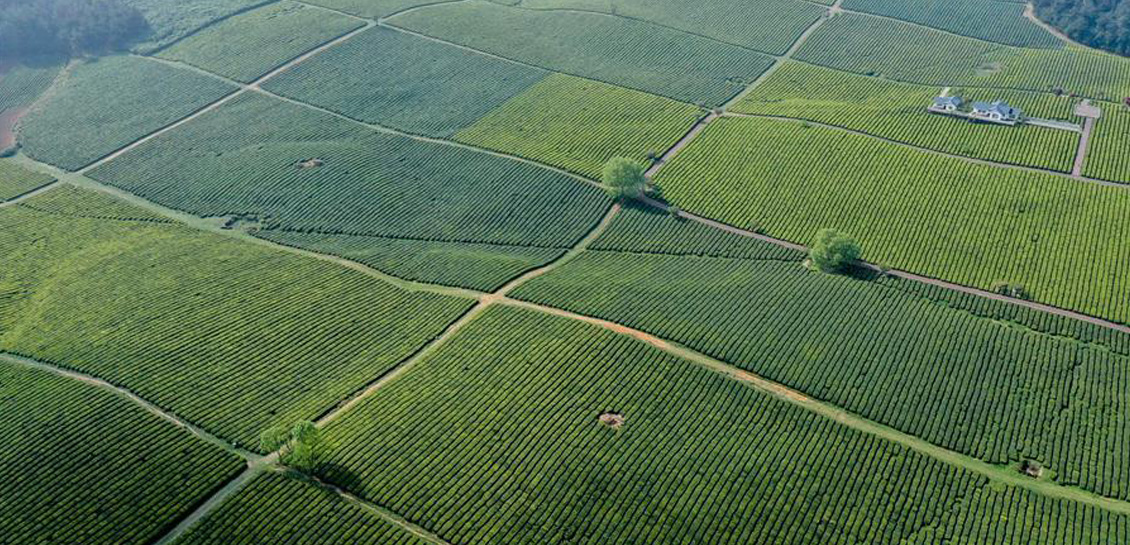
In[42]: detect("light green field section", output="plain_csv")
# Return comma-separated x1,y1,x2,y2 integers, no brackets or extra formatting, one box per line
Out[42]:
796,13,1130,100
0,360,245,545
18,56,235,170
173,471,430,545
655,116,1130,323
319,306,1130,544
518,0,827,54
388,0,776,106
0,160,54,201
0,187,473,448
126,0,273,53
590,206,806,260
1084,104,1130,184
456,74,704,178
262,26,549,137
259,231,566,291
841,0,1062,48
733,61,1080,171
157,1,365,82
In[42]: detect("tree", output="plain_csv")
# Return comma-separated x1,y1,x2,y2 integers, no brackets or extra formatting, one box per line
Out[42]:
808,229,861,273
601,157,648,201
0,0,149,61
259,420,334,473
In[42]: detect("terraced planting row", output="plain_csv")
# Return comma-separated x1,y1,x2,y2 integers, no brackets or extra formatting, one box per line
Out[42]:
455,74,704,178
0,60,61,113
387,0,776,106
18,55,236,170
263,26,550,137
511,208,1130,501
733,61,1080,171
0,160,54,201
0,360,245,545
174,472,430,545
0,187,473,448
654,116,1130,324
1084,104,1130,184
125,0,273,53
796,13,1130,100
841,0,1061,48
518,0,827,55
312,306,1130,544
157,1,365,82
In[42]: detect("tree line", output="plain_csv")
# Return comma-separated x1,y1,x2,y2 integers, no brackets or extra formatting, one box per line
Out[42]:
1033,0,1130,57
0,0,149,60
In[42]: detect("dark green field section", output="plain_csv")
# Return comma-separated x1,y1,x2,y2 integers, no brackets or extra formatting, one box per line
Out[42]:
841,0,1061,48
0,361,245,545
125,0,274,53
387,0,776,106
0,160,54,202
263,26,549,137
796,13,1130,100
300,0,442,18
173,471,429,545
0,60,61,113
318,306,1130,544
518,0,827,55
454,73,704,178
18,56,236,171
156,1,366,82
511,209,1130,501
259,231,565,291
591,206,805,260
0,187,473,448
733,61,1080,172
654,116,1130,324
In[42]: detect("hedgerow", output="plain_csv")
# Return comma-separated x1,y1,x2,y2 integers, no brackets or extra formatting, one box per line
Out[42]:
654,116,1130,323
455,73,704,178
319,306,1130,543
0,361,245,545
88,92,609,248
0,160,54,201
173,471,430,545
156,1,365,82
797,13,1130,100
734,61,1080,171
262,26,549,137
388,0,776,106
0,188,473,448
18,55,235,170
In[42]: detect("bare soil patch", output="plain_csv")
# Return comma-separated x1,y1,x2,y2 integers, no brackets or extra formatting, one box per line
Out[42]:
295,158,325,169
598,412,625,430
0,107,29,151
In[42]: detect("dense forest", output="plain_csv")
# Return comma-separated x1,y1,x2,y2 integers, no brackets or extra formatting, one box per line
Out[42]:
0,0,149,60
1034,0,1130,56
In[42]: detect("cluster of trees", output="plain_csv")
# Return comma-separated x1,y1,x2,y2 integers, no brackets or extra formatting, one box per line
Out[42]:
1033,0,1130,57
0,0,149,60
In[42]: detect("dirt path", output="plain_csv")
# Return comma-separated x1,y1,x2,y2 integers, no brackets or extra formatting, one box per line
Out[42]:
1073,116,1096,177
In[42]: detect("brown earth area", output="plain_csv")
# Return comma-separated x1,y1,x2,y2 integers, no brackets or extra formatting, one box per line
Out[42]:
0,107,28,150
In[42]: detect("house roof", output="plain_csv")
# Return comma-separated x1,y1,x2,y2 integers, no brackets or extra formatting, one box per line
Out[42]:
934,96,962,106
972,100,1019,117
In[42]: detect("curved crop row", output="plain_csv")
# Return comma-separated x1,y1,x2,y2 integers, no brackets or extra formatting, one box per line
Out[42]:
318,306,1130,544
0,360,245,545
655,116,1130,324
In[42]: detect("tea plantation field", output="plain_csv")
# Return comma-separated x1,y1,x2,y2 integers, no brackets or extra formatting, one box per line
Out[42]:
7,0,1130,542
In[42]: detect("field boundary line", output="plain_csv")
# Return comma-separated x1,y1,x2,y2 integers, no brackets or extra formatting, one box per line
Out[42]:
723,112,1122,186
499,298,1130,516
301,472,453,545
0,352,258,461
143,0,284,56
1072,116,1096,177
636,195,1130,334
0,180,61,209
